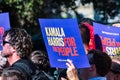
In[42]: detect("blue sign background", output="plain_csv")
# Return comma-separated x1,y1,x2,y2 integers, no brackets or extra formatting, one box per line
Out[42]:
0,13,10,50
93,22,120,57
39,18,90,68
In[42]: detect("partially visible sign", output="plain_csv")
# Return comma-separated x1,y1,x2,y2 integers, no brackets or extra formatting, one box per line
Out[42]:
94,22,120,58
0,13,10,51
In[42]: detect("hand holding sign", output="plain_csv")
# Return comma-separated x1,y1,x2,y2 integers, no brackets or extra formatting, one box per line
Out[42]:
66,59,79,80
39,19,90,68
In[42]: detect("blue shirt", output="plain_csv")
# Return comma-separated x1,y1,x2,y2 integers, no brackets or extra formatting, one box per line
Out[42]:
88,77,106,80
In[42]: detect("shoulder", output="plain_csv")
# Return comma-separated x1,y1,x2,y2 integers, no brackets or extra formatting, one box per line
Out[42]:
12,59,37,74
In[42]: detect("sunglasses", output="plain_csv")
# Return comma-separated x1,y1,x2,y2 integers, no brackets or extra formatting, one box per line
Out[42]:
2,40,12,46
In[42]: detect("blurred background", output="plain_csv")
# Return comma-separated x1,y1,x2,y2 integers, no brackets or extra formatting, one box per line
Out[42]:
0,0,120,51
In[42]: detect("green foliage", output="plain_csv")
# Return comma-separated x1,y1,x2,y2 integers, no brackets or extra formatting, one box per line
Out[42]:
81,0,120,24
0,0,78,36
1,0,120,35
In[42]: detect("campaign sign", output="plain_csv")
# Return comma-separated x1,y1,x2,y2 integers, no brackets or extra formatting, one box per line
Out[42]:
0,12,10,51
39,18,90,68
93,22,120,58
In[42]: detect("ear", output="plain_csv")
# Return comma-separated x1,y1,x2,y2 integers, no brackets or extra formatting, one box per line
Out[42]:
10,46,16,53
89,64,96,71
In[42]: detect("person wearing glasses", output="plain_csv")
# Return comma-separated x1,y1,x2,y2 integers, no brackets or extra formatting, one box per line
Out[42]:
63,49,112,80
2,28,37,80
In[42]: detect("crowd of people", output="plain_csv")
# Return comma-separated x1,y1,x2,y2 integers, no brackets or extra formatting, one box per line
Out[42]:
0,18,120,80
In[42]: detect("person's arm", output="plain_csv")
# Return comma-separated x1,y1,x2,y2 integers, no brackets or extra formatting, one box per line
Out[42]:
112,23,120,27
66,59,79,80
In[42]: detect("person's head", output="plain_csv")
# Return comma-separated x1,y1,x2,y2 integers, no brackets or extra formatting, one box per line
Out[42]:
80,18,94,26
30,50,50,71
79,18,95,53
1,67,26,80
106,58,120,80
80,49,112,80
2,28,33,58
79,23,90,46
79,23,90,54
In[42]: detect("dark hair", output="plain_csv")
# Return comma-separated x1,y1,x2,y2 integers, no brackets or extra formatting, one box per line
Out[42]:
110,60,120,74
80,18,94,26
2,28,33,58
88,49,112,76
58,69,67,80
1,67,26,80
79,23,90,46
30,50,50,71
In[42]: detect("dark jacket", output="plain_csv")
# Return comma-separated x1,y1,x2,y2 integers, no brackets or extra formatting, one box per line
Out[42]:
12,58,37,80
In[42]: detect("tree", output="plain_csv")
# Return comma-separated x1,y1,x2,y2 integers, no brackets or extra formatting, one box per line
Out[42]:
1,0,120,34
81,0,120,24
0,0,79,36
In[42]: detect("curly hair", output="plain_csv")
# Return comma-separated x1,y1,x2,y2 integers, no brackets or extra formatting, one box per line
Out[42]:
30,50,50,71
2,28,33,58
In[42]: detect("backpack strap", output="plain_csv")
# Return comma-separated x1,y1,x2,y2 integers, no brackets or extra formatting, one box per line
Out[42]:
42,71,54,80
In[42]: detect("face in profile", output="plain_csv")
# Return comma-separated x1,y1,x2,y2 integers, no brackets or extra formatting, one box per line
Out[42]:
2,35,13,58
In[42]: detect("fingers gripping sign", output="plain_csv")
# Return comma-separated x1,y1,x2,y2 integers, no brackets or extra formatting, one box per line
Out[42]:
66,59,79,80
